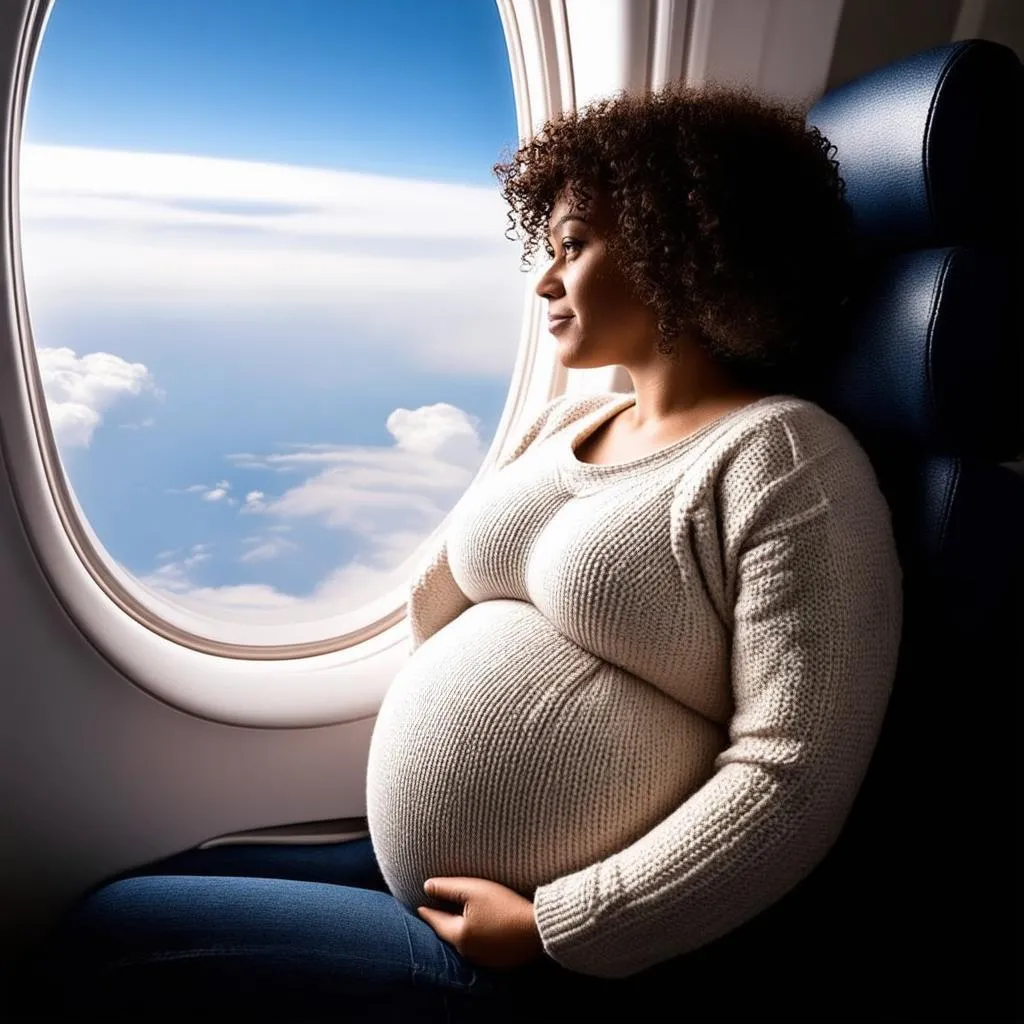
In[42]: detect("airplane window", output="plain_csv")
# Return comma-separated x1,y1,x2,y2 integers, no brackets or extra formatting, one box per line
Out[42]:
19,0,522,642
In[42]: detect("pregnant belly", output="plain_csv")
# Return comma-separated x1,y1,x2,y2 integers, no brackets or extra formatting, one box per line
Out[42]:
365,599,725,911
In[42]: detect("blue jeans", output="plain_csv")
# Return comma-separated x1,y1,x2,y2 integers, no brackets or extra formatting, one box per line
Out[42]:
20,838,676,1022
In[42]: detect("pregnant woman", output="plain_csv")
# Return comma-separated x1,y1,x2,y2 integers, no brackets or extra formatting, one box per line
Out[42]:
29,83,902,1023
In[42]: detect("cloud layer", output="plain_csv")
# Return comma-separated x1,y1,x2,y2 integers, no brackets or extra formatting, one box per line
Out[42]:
20,144,527,376
140,401,486,624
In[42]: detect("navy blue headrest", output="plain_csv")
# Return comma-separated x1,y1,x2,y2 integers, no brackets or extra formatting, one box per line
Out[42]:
804,40,1022,461
809,40,1022,251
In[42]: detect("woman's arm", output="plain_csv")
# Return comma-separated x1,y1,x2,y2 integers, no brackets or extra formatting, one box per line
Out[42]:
531,424,903,978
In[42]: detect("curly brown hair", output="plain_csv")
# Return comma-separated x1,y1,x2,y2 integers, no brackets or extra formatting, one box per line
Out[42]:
493,83,856,389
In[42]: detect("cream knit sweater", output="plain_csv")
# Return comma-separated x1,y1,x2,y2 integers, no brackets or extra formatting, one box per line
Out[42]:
365,391,903,979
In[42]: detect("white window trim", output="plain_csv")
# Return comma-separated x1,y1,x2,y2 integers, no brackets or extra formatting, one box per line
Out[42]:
0,0,842,725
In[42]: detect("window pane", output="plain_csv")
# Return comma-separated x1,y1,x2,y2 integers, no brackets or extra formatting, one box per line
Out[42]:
21,0,523,635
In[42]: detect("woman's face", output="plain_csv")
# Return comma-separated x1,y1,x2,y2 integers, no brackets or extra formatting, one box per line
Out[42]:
534,189,660,369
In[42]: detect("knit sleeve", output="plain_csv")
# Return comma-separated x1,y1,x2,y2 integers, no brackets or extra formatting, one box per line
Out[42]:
406,395,574,652
531,431,903,978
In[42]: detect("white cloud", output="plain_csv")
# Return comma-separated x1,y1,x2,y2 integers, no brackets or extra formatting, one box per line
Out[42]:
143,401,489,622
139,535,310,617
144,560,190,593
387,403,485,469
139,575,303,612
177,481,234,503
139,543,213,593
237,403,482,535
141,547,419,623
47,403,100,449
183,585,300,610
36,346,155,447
239,535,298,563
20,144,527,376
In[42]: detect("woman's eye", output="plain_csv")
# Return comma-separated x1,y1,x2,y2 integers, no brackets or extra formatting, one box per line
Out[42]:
542,238,582,262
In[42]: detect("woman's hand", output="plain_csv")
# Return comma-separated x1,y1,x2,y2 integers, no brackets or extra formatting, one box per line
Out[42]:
417,876,546,970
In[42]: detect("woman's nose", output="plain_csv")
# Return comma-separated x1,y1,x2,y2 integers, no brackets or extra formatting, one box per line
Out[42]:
535,261,564,299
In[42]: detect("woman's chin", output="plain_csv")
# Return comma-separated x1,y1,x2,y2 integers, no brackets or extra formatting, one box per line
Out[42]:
553,337,587,366
556,345,608,370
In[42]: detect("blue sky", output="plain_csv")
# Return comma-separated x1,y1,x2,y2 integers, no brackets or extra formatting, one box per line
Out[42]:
21,0,528,635
28,0,518,183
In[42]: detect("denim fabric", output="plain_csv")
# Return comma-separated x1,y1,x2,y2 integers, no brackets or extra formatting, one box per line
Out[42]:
19,838,663,1023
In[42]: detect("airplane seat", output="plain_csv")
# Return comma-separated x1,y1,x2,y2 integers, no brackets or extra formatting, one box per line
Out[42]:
789,35,1023,1022
727,37,1023,1021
